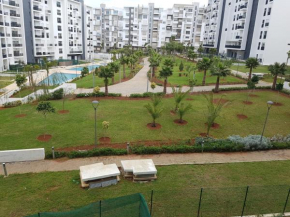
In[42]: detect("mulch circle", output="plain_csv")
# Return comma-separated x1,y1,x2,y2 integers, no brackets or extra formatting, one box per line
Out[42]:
170,110,176,115
273,102,283,106
243,101,253,105
249,94,259,97
15,114,27,118
205,123,220,129
37,134,52,142
213,99,228,104
174,119,188,125
237,114,248,120
199,133,208,137
99,137,111,143
58,110,69,114
146,123,162,130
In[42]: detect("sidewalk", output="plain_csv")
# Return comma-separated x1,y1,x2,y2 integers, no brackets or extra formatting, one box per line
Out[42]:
2,150,290,175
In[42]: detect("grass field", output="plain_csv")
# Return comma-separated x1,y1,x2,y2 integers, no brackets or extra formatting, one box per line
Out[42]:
12,86,57,98
1,161,290,216
156,57,245,86
72,64,142,88
0,80,13,89
0,90,290,151
230,64,290,75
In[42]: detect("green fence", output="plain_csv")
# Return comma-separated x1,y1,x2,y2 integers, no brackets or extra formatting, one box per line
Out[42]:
26,193,150,217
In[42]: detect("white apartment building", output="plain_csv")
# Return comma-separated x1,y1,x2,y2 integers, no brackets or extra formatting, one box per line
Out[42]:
23,0,84,64
0,0,27,72
203,0,290,65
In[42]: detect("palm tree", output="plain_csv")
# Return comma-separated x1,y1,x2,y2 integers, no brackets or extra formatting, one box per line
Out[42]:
163,58,174,69
211,59,232,93
43,57,57,86
177,103,192,123
119,55,129,79
197,57,212,86
268,62,287,90
97,66,114,96
159,65,173,94
172,86,190,112
23,64,40,90
148,51,162,77
187,49,197,62
144,95,163,127
245,58,260,80
197,44,204,57
209,48,217,57
108,61,120,84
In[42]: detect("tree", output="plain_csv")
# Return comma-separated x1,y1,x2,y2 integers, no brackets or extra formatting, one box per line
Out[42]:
209,48,217,57
119,55,129,79
245,58,260,80
23,64,40,90
177,103,192,123
187,49,197,62
197,44,204,57
15,74,27,115
159,65,173,94
108,61,120,84
110,50,117,61
144,95,163,127
36,101,55,138
179,61,184,72
186,65,196,80
268,62,287,90
197,57,212,86
210,59,232,93
43,57,57,86
148,51,162,77
81,67,89,77
163,58,174,69
203,93,229,137
97,66,114,96
172,86,190,112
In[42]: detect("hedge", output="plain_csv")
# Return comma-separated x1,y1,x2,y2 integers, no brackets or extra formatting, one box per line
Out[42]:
215,86,271,92
76,92,122,98
129,92,164,98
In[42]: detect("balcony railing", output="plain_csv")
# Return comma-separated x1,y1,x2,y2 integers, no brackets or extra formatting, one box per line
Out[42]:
203,44,214,47
13,43,22,47
14,53,23,57
69,50,82,54
225,45,241,49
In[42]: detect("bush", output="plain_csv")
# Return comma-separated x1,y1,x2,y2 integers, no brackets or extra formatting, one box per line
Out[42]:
3,100,22,108
38,93,52,101
51,88,63,100
271,134,290,143
228,135,272,150
76,92,121,98
129,92,164,98
216,86,271,92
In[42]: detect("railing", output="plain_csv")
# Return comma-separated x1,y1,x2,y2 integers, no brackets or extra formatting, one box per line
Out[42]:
225,44,241,48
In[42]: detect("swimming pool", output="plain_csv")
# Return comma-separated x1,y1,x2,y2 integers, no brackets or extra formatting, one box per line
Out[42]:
69,65,100,71
38,73,80,85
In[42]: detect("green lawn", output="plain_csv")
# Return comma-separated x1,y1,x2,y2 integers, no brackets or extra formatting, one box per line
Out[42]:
72,64,142,88
2,161,290,217
0,90,290,151
156,57,245,86
231,64,290,75
12,86,57,98
0,80,13,89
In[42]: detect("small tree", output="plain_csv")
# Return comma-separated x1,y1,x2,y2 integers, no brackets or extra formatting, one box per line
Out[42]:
179,61,184,72
97,66,114,96
81,67,89,77
159,65,173,94
43,57,57,86
151,82,156,90
197,57,212,86
245,58,260,80
144,95,163,127
177,103,192,123
268,62,287,90
210,59,231,93
102,121,110,137
15,74,27,114
203,93,229,137
108,61,120,84
36,102,55,138
172,86,190,112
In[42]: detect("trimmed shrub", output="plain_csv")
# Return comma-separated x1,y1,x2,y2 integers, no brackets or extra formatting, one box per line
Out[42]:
3,100,22,108
76,92,121,98
51,88,63,100
228,135,272,150
215,86,271,92
129,92,164,98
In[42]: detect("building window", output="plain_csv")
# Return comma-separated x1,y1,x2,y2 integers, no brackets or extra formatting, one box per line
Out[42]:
57,2,61,7
258,42,261,50
261,20,265,27
263,31,267,39
263,8,267,16
268,8,271,15
259,31,263,39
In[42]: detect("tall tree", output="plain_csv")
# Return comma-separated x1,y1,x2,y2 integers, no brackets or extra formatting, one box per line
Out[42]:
159,65,173,94
15,74,27,115
268,62,287,90
148,51,162,77
197,57,212,86
209,48,217,57
245,58,260,80
108,61,120,84
43,57,57,86
23,64,40,91
197,44,204,57
119,55,129,79
187,49,197,62
210,59,232,93
97,66,114,96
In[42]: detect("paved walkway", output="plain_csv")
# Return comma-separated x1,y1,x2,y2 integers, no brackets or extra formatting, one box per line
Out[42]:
2,150,290,175
75,58,271,96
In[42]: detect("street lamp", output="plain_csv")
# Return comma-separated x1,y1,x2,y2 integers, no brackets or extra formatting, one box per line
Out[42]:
92,100,99,147
260,101,274,144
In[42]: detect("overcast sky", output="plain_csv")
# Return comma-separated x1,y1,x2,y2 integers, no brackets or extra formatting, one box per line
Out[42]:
84,0,208,10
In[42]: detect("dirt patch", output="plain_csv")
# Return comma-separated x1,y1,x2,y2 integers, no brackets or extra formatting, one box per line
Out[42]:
205,123,220,129
213,99,229,104
249,94,259,97
199,133,208,137
99,137,111,143
147,123,162,130
237,114,248,120
15,114,27,118
170,110,176,115
37,134,52,142
273,102,283,106
243,101,253,105
174,119,188,125
186,98,194,101
58,110,69,114
0,107,6,110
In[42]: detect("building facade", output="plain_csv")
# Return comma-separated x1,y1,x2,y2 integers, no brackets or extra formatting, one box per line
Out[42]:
0,0,27,71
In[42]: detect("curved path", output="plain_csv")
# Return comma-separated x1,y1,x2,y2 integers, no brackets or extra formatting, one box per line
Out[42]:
2,150,290,175
75,58,271,96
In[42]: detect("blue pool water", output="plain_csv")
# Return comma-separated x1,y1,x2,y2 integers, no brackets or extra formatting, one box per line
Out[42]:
38,73,80,85
69,65,100,71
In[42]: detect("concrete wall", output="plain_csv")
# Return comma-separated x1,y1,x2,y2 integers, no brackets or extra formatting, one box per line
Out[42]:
0,148,45,163
284,82,290,91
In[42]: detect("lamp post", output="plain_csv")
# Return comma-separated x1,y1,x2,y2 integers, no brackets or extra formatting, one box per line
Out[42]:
92,101,99,147
286,50,290,66
260,101,274,144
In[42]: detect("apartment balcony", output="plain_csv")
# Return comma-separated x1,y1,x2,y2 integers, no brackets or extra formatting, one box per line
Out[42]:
14,52,23,56
10,13,20,17
3,0,20,7
1,43,6,48
13,43,22,47
34,16,44,21
203,43,214,47
237,25,245,30
0,32,4,37
12,33,21,37
2,54,7,58
35,35,45,38
34,0,41,3
46,10,51,14
33,6,42,11
239,4,248,11
238,15,246,20
69,50,82,54
225,44,241,49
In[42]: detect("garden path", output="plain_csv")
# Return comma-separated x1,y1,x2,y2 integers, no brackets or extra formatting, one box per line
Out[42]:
2,149,290,175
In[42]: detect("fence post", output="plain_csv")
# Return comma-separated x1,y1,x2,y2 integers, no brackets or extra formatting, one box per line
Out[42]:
52,147,55,159
241,186,249,217
150,190,154,216
282,188,290,214
197,188,203,217
2,163,8,177
99,200,102,217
